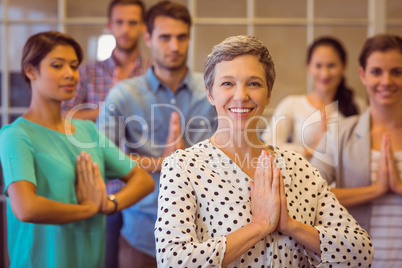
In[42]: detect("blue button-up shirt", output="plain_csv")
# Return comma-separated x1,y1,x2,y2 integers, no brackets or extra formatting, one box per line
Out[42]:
98,67,217,257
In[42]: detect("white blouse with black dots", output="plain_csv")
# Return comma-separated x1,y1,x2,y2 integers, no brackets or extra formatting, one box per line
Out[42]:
155,140,374,267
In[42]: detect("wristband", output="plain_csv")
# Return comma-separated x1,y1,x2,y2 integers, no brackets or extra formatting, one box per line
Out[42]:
107,195,118,213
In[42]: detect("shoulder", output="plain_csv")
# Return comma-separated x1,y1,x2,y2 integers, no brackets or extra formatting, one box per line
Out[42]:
273,95,306,117
353,95,369,114
79,61,102,74
1,119,29,137
281,94,305,103
275,146,319,174
275,146,325,184
275,146,308,165
187,72,206,92
162,140,210,168
275,94,306,109
337,113,362,137
0,119,32,147
117,74,148,93
188,71,204,82
103,75,146,105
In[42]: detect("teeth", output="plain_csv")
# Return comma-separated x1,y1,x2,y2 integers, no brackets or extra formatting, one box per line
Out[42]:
230,108,251,113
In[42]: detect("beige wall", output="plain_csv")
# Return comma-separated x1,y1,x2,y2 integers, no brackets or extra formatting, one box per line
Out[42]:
3,0,402,119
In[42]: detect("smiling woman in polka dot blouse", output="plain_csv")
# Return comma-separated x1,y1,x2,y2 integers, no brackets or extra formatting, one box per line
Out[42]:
155,35,374,267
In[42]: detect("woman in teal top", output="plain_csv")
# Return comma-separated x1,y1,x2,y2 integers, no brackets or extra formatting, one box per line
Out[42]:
0,31,154,268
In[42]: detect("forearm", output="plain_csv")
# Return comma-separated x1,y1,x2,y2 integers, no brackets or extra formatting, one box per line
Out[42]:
283,219,320,255
331,185,384,208
13,195,97,224
8,181,98,224
114,166,154,211
222,223,271,267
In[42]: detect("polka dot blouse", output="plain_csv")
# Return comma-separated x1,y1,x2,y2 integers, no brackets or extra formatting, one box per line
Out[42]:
155,140,374,267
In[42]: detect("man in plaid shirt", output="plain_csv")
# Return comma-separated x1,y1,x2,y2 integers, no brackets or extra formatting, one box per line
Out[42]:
62,0,150,121
62,1,150,268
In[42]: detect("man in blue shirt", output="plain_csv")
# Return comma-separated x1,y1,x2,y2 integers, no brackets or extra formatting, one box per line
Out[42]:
98,1,217,267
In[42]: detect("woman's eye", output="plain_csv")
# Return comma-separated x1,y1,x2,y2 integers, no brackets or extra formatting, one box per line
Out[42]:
249,82,261,87
221,82,232,86
370,69,381,76
71,65,79,70
328,63,336,68
52,64,62,69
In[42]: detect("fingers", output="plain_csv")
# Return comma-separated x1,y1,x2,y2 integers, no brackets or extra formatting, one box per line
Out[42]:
170,111,179,124
93,162,108,212
384,134,393,161
169,112,180,135
166,112,182,151
171,113,182,142
379,134,388,166
93,162,102,184
84,152,94,185
77,152,95,185
255,150,276,193
76,154,83,185
271,167,280,198
278,168,286,205
255,151,267,190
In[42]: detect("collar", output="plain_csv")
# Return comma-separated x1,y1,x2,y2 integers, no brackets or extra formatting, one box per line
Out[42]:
146,66,190,93
355,108,371,139
105,51,146,74
104,55,118,71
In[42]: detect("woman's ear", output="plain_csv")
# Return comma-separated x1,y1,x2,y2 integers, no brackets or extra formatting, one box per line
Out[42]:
206,88,215,106
25,64,37,81
265,92,271,106
358,66,367,86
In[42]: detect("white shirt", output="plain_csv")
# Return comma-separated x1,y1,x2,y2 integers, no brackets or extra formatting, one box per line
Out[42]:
369,150,402,268
155,140,373,267
260,95,367,156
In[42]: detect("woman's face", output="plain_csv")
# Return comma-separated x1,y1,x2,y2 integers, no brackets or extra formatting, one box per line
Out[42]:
207,54,270,131
28,45,79,102
307,45,345,95
359,49,402,108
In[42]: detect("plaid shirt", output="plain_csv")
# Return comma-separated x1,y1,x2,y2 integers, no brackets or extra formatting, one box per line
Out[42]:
62,52,150,194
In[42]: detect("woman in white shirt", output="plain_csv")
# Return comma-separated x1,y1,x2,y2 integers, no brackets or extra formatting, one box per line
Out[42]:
311,33,402,268
155,35,373,267
261,37,367,158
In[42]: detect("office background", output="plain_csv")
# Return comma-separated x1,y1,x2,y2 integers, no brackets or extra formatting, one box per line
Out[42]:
1,0,401,266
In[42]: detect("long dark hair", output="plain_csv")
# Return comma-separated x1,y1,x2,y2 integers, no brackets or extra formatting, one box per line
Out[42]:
307,37,359,117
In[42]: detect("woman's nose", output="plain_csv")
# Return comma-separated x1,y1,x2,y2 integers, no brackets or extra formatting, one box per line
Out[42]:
233,85,249,101
64,66,75,79
380,72,392,86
